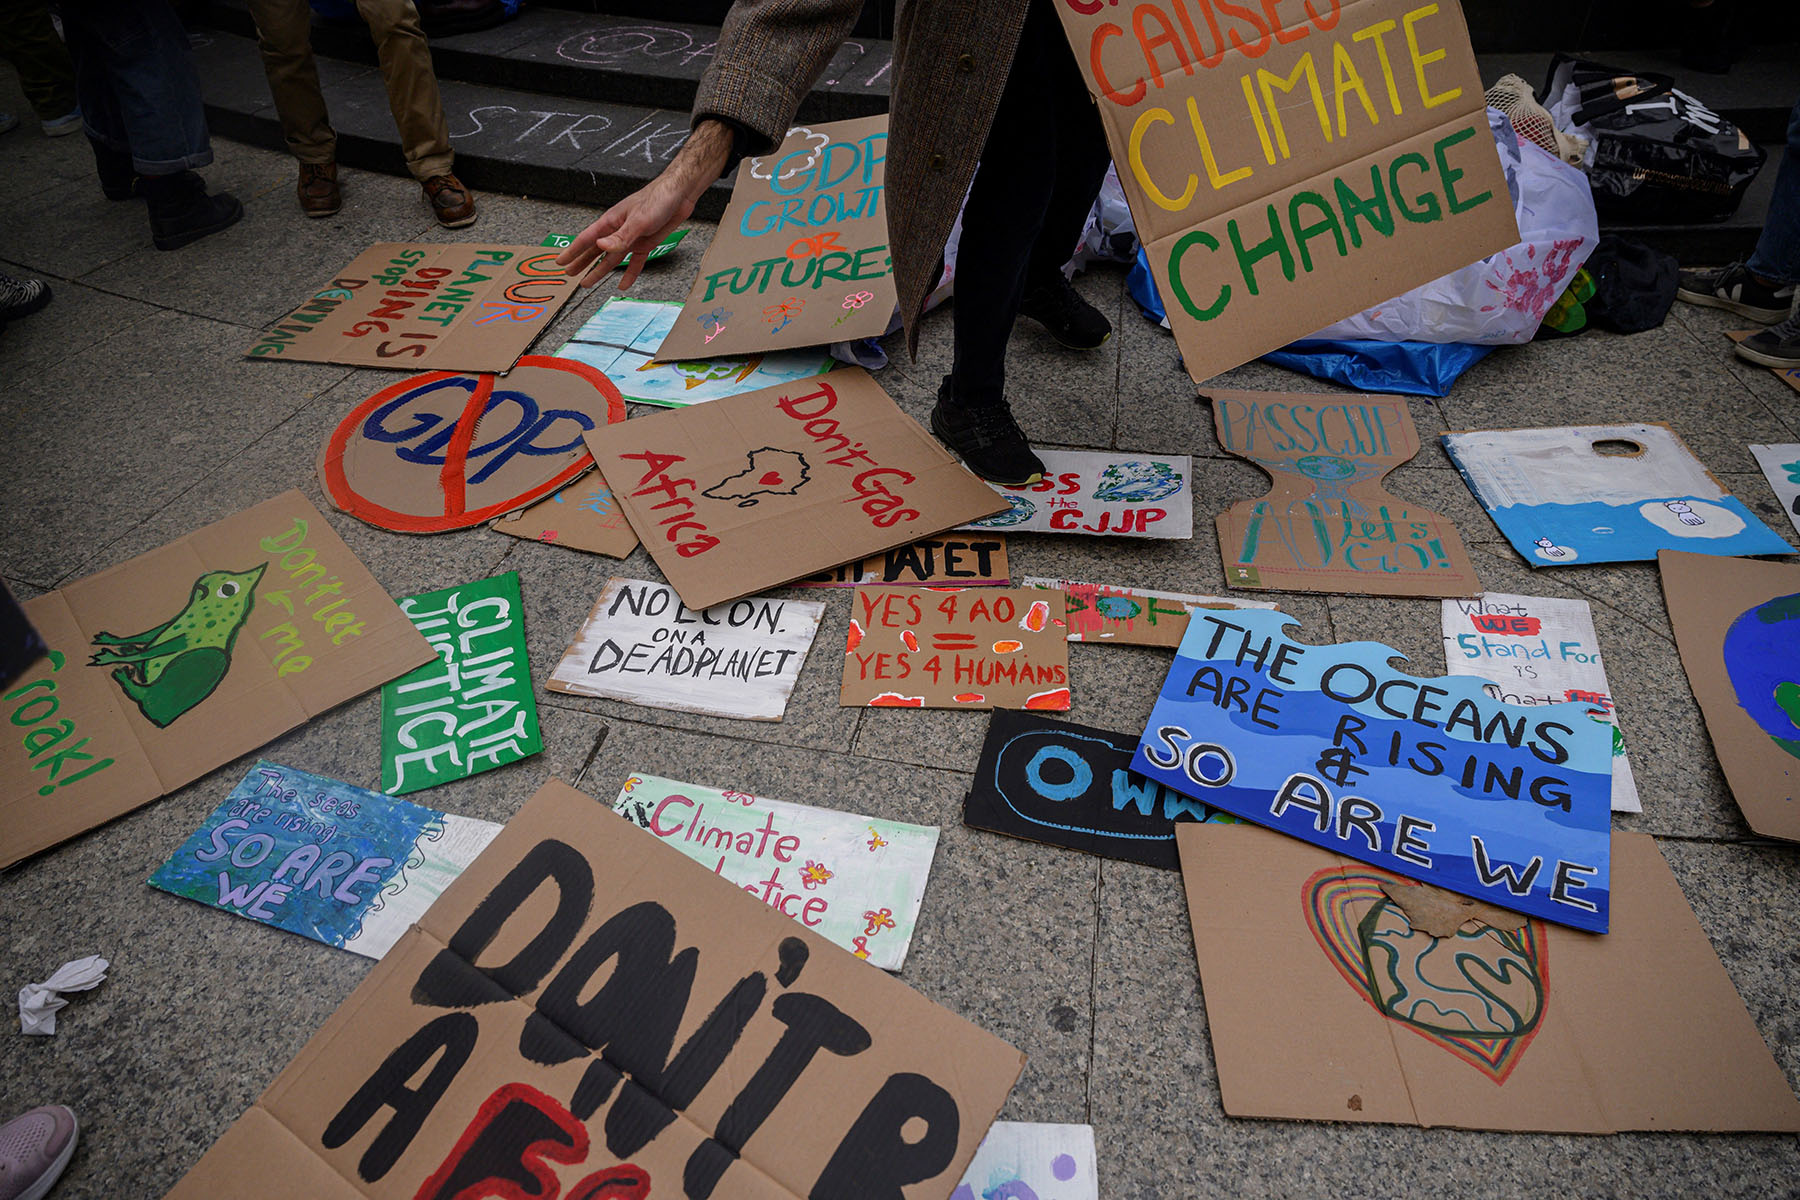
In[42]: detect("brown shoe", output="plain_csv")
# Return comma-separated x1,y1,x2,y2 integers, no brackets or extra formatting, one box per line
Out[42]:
298,161,340,217
424,173,476,228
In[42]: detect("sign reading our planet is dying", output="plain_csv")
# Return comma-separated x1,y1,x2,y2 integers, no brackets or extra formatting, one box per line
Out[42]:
1052,0,1518,384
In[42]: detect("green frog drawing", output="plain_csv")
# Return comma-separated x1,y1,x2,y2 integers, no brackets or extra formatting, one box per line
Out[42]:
89,565,266,727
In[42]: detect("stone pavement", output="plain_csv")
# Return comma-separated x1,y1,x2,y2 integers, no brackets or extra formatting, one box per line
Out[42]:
3,94,1800,1199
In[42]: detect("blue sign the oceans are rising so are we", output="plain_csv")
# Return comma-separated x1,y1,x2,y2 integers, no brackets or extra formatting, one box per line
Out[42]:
1131,609,1613,932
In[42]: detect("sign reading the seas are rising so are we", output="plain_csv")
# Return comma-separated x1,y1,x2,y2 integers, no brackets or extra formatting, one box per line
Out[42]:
1052,0,1519,383
1132,608,1613,931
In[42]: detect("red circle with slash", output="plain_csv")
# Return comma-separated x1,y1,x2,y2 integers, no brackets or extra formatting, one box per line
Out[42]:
319,355,626,533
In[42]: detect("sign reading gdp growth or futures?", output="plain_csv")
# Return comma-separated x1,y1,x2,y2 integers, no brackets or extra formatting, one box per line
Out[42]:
1131,608,1613,932
1052,0,1519,383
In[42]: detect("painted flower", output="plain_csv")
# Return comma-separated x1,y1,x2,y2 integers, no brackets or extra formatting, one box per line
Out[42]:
801,860,833,889
866,828,888,852
862,907,895,936
842,290,876,310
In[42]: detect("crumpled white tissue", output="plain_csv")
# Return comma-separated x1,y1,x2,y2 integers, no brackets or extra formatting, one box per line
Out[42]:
18,955,109,1035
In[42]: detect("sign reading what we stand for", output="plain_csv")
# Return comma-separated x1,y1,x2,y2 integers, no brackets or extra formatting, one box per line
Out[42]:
1132,608,1613,931
1052,0,1518,383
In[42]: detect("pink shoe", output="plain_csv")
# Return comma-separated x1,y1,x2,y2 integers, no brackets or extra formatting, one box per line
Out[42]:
0,1107,77,1200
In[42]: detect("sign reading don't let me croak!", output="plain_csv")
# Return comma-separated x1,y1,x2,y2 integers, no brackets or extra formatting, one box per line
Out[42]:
1052,0,1519,383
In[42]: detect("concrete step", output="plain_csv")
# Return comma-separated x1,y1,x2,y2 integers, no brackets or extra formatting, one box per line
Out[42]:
203,0,892,124
190,26,734,215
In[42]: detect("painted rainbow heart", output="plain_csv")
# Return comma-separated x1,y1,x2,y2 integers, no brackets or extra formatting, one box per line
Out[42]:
1303,868,1549,1084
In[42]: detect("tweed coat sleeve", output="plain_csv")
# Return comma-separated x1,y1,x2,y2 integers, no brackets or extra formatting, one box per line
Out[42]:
692,0,867,154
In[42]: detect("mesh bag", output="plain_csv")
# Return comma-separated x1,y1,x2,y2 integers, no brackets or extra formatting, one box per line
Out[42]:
1485,75,1587,166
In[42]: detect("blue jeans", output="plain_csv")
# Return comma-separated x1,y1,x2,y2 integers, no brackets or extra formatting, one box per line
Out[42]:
61,0,212,174
1748,97,1800,286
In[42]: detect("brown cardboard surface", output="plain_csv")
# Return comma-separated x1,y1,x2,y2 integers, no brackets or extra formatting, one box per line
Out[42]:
1,491,434,868
320,357,627,535
164,779,1025,1199
659,116,895,360
1020,576,1276,646
585,369,1005,611
489,472,640,559
1053,0,1518,384
1178,822,1800,1132
1658,550,1800,841
793,536,1010,588
247,244,581,373
1207,388,1481,596
840,587,1070,710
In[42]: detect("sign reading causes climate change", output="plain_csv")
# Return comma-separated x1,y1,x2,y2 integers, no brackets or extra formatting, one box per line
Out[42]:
1210,389,1480,596
660,115,895,359
1052,0,1517,383
1131,608,1612,931
841,587,1070,711
612,775,939,970
962,450,1193,539
0,490,433,870
165,780,1026,1200
584,368,1004,612
321,357,626,535
248,243,582,374
381,573,541,795
550,579,824,722
148,761,500,959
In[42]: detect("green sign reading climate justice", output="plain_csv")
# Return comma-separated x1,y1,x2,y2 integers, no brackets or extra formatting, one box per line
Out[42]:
380,572,541,794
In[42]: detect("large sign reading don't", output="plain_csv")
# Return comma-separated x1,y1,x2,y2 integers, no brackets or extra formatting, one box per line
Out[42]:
1052,0,1519,383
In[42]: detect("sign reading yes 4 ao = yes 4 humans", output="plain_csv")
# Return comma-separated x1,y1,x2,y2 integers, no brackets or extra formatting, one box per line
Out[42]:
613,775,939,970
1053,0,1518,384
1132,608,1613,931
660,115,895,360
249,243,581,374
164,779,1026,1200
842,587,1070,711
382,573,541,795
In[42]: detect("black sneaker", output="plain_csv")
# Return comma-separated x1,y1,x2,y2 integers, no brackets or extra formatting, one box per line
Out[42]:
1736,310,1800,370
1019,273,1112,349
0,273,51,323
929,380,1045,486
142,171,243,251
1676,262,1796,324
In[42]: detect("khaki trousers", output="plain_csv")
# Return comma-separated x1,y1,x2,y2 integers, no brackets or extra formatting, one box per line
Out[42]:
246,0,453,181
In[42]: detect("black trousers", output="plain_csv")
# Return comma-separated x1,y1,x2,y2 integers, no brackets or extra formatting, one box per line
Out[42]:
950,0,1112,408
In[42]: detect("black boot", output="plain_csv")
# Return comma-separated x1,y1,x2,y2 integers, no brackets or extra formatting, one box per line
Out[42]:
929,377,1045,486
87,136,137,201
1019,273,1113,350
141,171,243,251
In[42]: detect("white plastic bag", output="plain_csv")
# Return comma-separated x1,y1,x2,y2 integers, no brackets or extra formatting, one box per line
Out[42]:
1307,109,1599,345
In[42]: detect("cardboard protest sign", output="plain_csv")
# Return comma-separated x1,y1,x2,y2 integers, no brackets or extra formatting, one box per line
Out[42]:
1659,550,1800,842
1022,576,1275,647
558,297,836,408
842,587,1070,711
164,778,1026,1200
611,774,939,969
1132,608,1612,931
489,473,639,559
960,450,1192,539
1209,390,1481,596
1,491,433,870
1751,443,1800,541
320,356,627,535
248,243,581,373
585,368,1005,611
964,711,1240,869
1052,0,1517,385
658,116,895,360
550,579,824,721
381,573,540,795
1179,821,1800,1132
795,536,1009,588
1441,593,1639,813
148,761,499,959
1441,423,1793,564
953,1122,1098,1200
542,228,688,263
